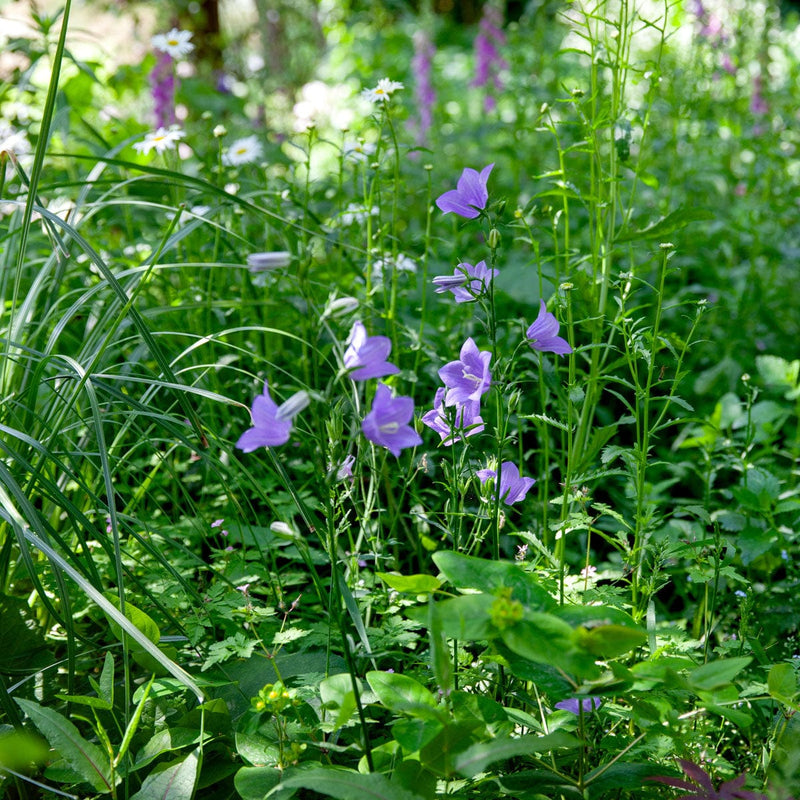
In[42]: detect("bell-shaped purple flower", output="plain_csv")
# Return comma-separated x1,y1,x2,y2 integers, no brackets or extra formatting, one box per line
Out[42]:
421,388,484,446
343,321,400,381
555,697,602,715
432,260,498,304
362,383,422,457
438,338,492,406
236,381,308,451
435,163,494,219
476,461,535,506
526,300,573,355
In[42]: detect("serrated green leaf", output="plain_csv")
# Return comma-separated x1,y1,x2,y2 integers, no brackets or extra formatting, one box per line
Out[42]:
15,698,114,792
129,748,200,800
455,731,580,777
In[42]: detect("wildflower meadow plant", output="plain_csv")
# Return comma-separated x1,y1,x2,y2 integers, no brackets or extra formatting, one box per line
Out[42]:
421,388,484,445
222,135,263,166
361,78,404,104
236,381,309,451
476,461,535,506
151,28,195,59
432,260,498,303
132,126,184,156
410,29,436,146
471,3,508,111
526,299,573,355
435,163,494,218
343,321,399,380
438,337,492,405
361,383,422,457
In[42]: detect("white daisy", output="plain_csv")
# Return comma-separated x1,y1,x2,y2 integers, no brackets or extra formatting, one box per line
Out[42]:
151,28,194,59
343,140,376,163
132,126,185,155
361,78,404,103
222,135,263,166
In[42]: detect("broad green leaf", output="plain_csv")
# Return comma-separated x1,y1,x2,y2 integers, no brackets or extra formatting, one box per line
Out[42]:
273,767,425,800
420,721,479,777
574,625,647,658
500,615,575,666
455,731,580,777
15,698,114,793
235,766,284,800
103,593,161,646
768,663,799,705
377,572,442,594
0,730,50,771
432,552,556,610
688,657,752,691
320,673,359,730
133,729,209,771
412,593,496,641
756,355,800,398
0,594,51,673
366,671,442,721
129,748,200,800
392,717,444,752
704,703,753,728
585,762,664,791
429,600,452,697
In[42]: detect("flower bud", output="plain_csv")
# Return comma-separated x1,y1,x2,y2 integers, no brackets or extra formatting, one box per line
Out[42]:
488,228,501,249
213,124,227,138
247,251,291,271
276,390,310,421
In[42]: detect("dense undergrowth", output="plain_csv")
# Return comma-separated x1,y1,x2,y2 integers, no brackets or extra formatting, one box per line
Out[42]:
1,0,799,798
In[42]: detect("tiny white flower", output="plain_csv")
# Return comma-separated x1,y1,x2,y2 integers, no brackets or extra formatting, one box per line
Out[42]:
222,135,263,166
361,78,404,103
151,28,194,59
337,203,378,226
372,253,417,278
132,126,185,155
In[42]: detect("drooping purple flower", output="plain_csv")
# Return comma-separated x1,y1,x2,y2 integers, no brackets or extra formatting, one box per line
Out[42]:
236,381,309,452
421,388,484,446
362,384,422,457
343,321,400,381
432,260,498,303
435,163,494,218
555,697,602,715
647,759,768,800
526,300,573,355
476,461,535,506
471,4,508,112
336,454,356,481
438,338,492,406
149,50,176,129
411,29,436,147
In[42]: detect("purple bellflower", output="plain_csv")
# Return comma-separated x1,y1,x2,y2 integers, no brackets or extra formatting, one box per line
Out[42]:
526,300,573,355
362,383,423,457
435,163,494,219
438,338,492,406
433,260,498,303
421,387,484,446
476,461,535,506
236,381,309,451
343,321,400,381
555,697,602,715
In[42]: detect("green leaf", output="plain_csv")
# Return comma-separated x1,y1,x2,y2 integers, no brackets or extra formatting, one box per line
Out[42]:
15,698,115,792
500,615,575,667
614,206,714,243
688,657,752,691
703,703,753,728
0,594,51,673
768,663,799,705
273,767,425,800
432,552,556,610
377,572,442,594
235,766,284,800
411,593,496,641
574,625,647,658
320,673,359,730
133,729,208,771
455,731,581,777
129,748,200,800
584,762,664,791
103,593,161,646
366,671,442,721
392,717,445,752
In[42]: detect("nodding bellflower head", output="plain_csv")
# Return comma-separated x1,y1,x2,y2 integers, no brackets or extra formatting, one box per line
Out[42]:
236,381,309,451
421,388,484,446
526,300,573,355
435,163,494,219
343,321,400,381
432,260,498,303
362,383,422,457
438,337,492,406
555,697,602,715
476,461,535,506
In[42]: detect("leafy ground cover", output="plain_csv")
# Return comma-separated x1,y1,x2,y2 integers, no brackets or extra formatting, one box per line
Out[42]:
1,0,800,798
